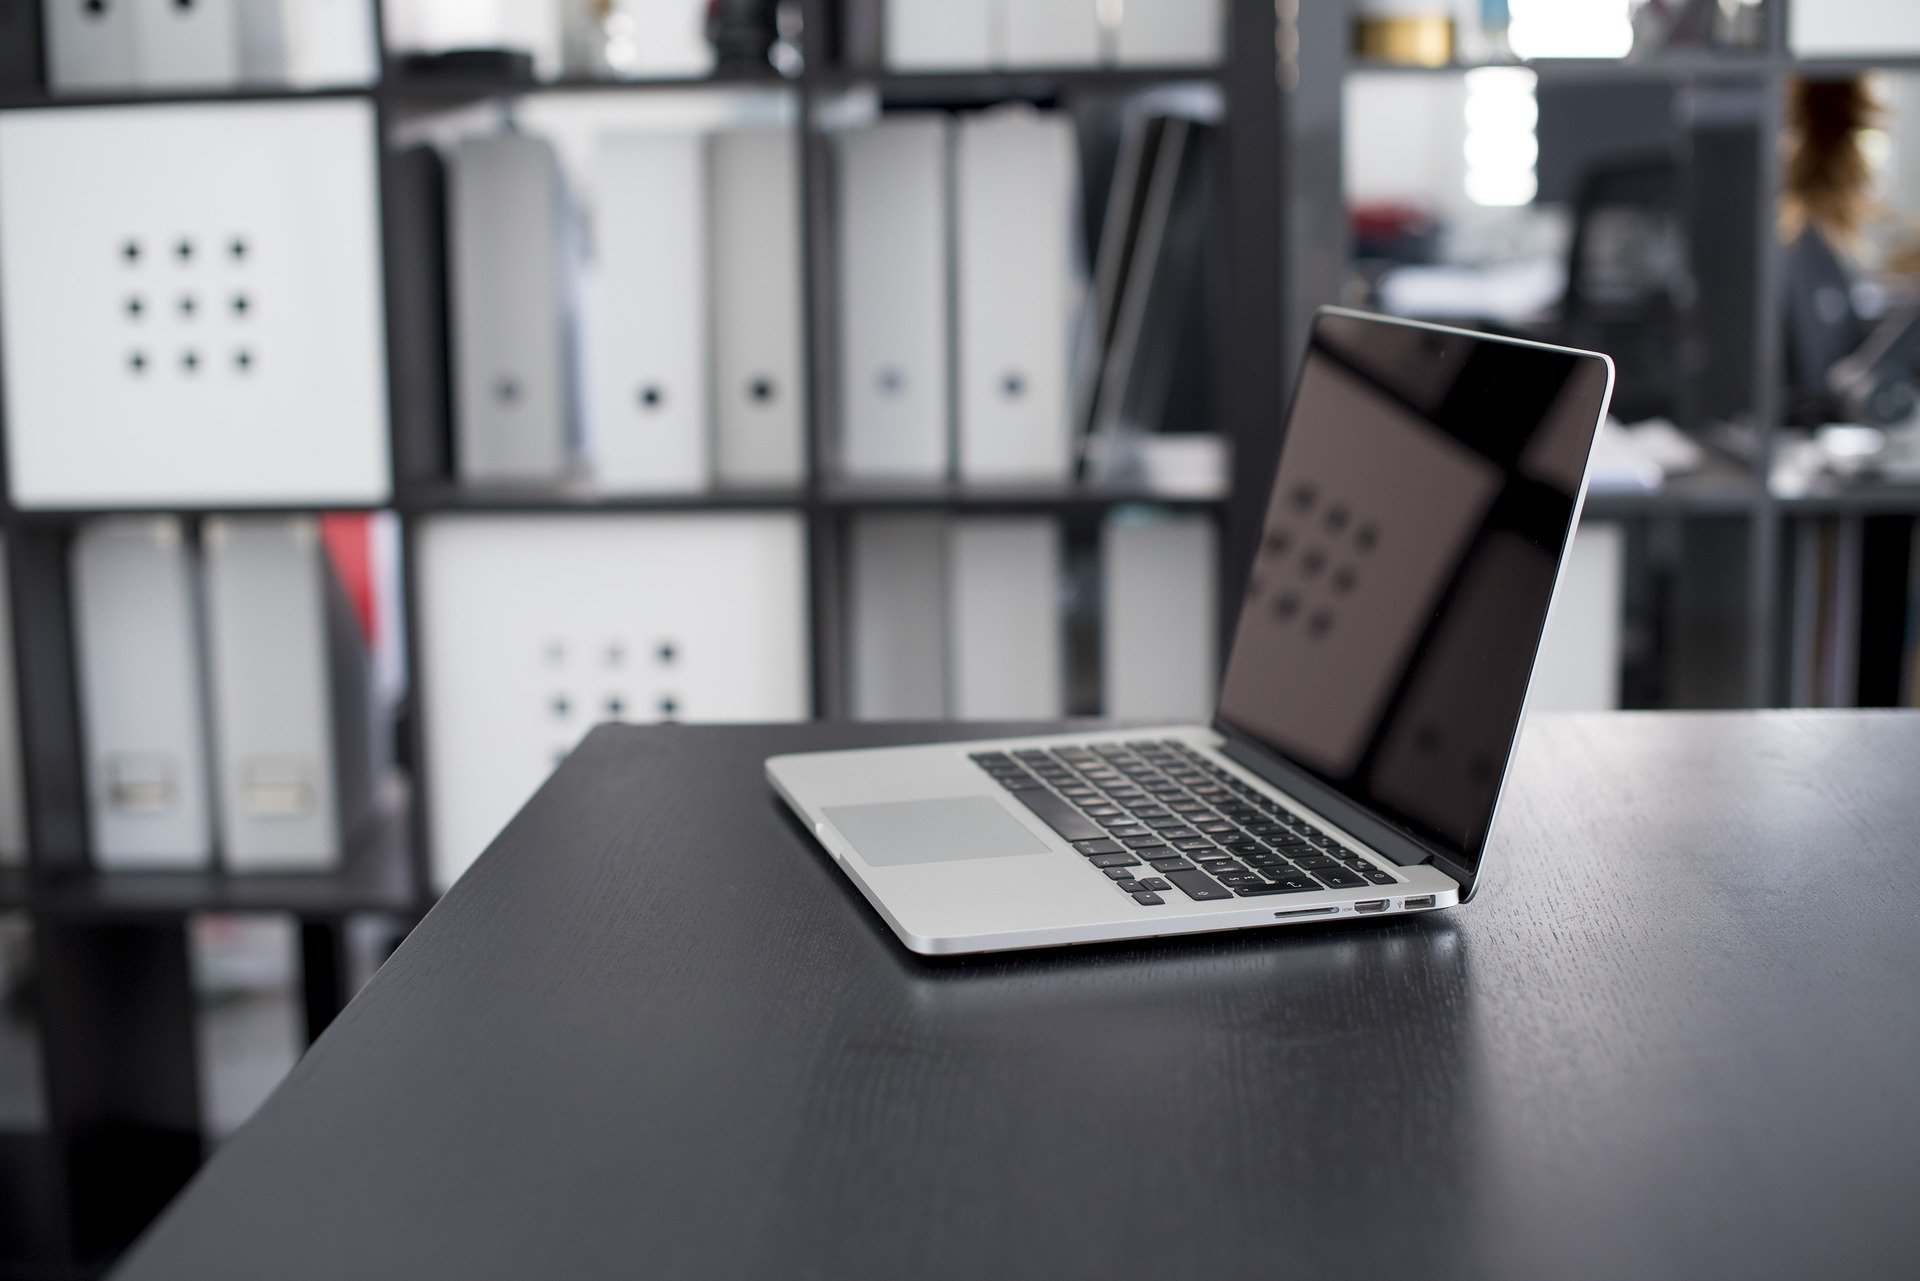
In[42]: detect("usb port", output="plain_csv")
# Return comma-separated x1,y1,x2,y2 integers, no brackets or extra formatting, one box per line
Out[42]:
1353,899,1389,914
1403,895,1436,910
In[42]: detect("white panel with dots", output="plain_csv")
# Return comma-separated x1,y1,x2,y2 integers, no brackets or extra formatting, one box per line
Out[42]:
0,99,390,509
417,513,810,890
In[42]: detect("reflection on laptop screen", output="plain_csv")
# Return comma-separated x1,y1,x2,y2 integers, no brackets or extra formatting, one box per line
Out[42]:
1216,310,1612,874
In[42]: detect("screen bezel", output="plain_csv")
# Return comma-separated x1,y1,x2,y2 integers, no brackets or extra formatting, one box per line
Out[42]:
1210,307,1616,900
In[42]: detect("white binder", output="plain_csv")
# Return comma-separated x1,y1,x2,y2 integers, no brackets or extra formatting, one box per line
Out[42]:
417,513,810,889
836,116,952,482
1002,0,1102,67
71,519,214,870
449,131,573,484
947,518,1064,718
238,0,379,87
132,0,241,88
712,128,806,489
955,111,1077,483
884,0,993,69
204,517,376,872
848,514,949,719
1101,511,1217,720
0,100,390,508
1114,0,1224,66
42,0,137,91
1527,520,1626,713
0,538,24,865
619,0,715,75
592,130,711,493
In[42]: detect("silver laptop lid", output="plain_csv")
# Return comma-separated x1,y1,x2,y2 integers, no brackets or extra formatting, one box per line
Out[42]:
1212,308,1614,898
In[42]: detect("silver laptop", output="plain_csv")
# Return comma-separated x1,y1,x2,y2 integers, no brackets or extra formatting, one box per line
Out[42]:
769,309,1615,955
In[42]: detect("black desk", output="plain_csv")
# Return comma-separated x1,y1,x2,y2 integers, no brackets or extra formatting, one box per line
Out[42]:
112,715,1920,1280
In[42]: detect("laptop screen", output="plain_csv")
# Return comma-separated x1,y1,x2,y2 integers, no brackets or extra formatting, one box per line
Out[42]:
1215,310,1613,877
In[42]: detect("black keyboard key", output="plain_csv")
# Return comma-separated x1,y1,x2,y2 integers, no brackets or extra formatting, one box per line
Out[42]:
1009,787,1104,841
1195,820,1236,835
1148,857,1191,873
1105,824,1149,839
999,776,1046,791
1089,853,1141,869
1172,836,1215,851
1082,806,1122,820
970,752,1013,767
1154,825,1199,839
1235,880,1317,896
1291,853,1337,870
1359,865,1398,886
1132,892,1166,906
1120,835,1169,850
1165,869,1233,902
1073,839,1122,855
1193,856,1238,870
1314,868,1366,889
1102,867,1136,881
1137,877,1171,892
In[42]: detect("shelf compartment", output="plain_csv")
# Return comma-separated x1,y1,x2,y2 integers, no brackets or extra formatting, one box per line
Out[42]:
24,805,420,921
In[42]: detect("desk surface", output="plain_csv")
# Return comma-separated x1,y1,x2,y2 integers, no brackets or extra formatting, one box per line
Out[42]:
114,714,1920,1281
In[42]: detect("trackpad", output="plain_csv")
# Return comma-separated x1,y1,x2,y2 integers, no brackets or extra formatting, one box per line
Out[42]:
823,797,1049,867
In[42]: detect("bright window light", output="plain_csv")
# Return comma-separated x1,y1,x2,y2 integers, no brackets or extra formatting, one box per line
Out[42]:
1508,0,1633,60
1464,68,1539,207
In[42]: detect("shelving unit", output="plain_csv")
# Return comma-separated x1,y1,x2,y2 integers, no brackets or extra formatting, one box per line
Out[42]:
1343,1,1920,710
0,3,1276,1273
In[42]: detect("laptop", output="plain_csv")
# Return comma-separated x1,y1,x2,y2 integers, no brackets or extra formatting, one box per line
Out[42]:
769,308,1615,955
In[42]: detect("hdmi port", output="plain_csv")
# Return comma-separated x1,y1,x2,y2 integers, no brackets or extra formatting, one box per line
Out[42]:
1353,899,1389,914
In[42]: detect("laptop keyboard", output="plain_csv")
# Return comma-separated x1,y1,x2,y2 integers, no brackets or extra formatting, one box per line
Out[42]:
970,739,1400,907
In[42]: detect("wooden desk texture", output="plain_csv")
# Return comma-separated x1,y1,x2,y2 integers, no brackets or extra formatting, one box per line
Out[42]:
112,714,1920,1280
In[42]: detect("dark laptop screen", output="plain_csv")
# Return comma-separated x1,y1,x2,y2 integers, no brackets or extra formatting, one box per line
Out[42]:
1215,310,1613,876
